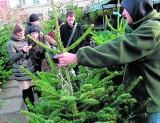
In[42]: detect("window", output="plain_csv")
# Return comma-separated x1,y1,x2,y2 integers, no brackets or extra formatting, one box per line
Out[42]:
33,0,39,4
47,0,50,2
19,0,26,5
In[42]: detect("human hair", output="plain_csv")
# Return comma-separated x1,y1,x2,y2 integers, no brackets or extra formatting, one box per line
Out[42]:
29,13,39,22
29,25,40,34
12,23,25,35
66,11,75,18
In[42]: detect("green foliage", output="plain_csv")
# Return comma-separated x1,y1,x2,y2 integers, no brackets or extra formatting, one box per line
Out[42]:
0,25,13,85
88,10,103,25
41,19,56,35
88,12,97,24
47,2,85,29
87,0,133,45
90,17,129,45
43,2,85,35
21,65,144,123
0,25,13,105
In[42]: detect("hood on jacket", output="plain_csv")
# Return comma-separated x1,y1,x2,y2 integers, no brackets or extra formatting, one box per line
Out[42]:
121,0,154,22
11,35,21,42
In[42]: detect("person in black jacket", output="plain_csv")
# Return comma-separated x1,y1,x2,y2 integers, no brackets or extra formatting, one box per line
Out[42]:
26,13,40,35
28,24,57,72
60,11,85,54
60,11,85,76
7,23,35,111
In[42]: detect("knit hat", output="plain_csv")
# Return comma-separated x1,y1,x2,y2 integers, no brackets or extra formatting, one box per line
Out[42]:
29,14,39,22
29,25,40,34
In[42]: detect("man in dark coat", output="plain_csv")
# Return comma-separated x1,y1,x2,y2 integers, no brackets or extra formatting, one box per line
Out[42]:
60,11,84,54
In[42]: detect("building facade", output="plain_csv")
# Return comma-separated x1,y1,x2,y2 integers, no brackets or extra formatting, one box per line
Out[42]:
0,0,9,19
7,0,101,22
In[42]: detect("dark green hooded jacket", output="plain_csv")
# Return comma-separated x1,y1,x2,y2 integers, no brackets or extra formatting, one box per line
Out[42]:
77,0,160,113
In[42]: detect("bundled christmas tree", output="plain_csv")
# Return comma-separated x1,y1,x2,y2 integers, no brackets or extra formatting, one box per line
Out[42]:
0,25,13,82
0,25,13,105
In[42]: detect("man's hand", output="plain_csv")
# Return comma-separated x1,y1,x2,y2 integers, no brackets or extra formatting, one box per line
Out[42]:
55,53,78,67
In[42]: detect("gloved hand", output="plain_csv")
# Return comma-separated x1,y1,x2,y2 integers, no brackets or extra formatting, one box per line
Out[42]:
37,48,45,59
32,44,41,53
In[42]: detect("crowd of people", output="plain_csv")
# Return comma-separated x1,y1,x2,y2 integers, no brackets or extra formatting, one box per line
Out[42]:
6,0,160,122
7,11,85,111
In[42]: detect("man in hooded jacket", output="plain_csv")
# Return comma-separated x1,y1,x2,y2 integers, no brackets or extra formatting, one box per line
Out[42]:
56,0,160,122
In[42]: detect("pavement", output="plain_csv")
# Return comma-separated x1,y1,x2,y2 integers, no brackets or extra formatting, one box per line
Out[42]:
0,77,27,123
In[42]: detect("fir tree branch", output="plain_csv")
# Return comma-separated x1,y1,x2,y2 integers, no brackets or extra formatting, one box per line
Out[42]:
27,35,60,54
21,110,46,123
105,15,117,32
21,67,40,83
126,76,143,93
109,93,135,107
50,0,66,53
64,69,74,95
64,69,78,115
95,71,123,88
123,98,151,123
46,52,58,75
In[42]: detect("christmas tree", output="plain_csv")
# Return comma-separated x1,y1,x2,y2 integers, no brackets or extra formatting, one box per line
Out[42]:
21,0,149,122
0,25,13,104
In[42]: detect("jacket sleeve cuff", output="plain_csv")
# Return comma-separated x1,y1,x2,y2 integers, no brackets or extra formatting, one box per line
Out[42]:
77,49,84,65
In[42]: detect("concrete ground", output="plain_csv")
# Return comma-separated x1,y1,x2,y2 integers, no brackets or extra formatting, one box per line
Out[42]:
0,78,27,123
